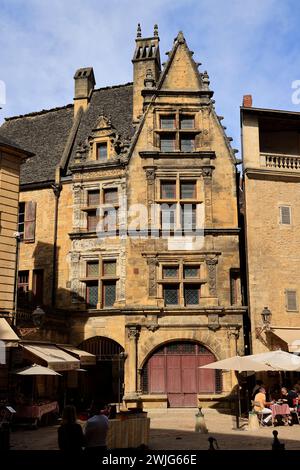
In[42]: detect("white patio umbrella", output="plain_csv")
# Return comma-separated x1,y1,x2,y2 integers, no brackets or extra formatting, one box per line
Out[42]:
13,363,62,376
199,355,275,429
250,350,300,371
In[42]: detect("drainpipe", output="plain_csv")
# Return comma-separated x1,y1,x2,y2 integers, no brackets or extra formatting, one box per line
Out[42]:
51,180,62,308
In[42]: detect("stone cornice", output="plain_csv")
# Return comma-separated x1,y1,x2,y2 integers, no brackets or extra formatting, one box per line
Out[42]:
139,150,216,160
244,167,300,182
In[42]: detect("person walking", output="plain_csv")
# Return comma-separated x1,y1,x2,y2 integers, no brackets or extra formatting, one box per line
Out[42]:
57,405,85,453
84,402,109,456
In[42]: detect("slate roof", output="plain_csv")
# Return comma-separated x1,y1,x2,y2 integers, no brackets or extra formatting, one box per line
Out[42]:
0,83,134,186
0,132,33,155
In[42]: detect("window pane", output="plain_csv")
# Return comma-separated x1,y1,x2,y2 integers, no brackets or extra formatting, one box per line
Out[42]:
280,206,291,225
184,266,199,278
104,188,118,204
164,285,179,305
103,282,116,307
103,260,116,276
88,190,100,206
160,134,176,152
103,208,118,232
87,261,99,277
161,181,176,199
87,282,98,308
180,135,194,152
87,210,98,231
286,290,297,311
163,266,179,278
160,115,175,129
180,116,194,129
161,204,176,230
97,143,108,161
180,181,196,199
184,284,200,305
181,204,196,230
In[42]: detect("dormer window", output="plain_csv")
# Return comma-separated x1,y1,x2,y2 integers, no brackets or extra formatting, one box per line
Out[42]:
97,142,108,161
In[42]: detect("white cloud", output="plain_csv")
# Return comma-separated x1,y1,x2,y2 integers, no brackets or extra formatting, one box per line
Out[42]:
1,0,299,153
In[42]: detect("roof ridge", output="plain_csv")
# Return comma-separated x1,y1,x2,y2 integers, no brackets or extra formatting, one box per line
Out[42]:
5,103,74,121
5,82,133,122
93,81,133,92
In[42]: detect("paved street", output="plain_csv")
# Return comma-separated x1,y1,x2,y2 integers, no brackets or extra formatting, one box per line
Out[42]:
10,408,300,451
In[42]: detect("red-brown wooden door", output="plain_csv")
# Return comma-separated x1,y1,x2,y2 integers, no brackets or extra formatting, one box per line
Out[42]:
145,342,217,407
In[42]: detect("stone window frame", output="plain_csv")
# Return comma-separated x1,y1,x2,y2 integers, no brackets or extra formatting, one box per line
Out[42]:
90,137,113,162
279,204,292,226
153,107,200,151
80,182,121,233
285,289,298,312
79,254,120,309
157,259,204,307
155,172,203,231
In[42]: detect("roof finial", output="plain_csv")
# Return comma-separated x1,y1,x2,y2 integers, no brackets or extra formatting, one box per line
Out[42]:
137,23,142,38
154,24,159,37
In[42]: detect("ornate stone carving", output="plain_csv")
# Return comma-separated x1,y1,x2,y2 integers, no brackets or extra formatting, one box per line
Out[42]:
202,167,213,178
207,313,220,331
206,258,218,296
75,140,89,163
145,168,155,183
74,168,125,180
147,323,159,332
128,326,140,340
147,257,157,297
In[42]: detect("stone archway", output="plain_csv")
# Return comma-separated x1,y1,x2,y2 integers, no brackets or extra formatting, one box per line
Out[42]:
141,340,220,407
78,336,125,406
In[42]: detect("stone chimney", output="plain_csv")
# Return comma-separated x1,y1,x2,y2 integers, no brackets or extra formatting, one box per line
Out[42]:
132,24,161,122
242,94,252,108
74,67,96,116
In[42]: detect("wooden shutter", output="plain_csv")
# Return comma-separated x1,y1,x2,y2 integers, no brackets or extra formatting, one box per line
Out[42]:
280,206,291,225
286,290,297,311
24,201,36,243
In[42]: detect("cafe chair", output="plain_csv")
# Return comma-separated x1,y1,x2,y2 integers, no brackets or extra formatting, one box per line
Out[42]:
289,399,300,425
251,401,266,426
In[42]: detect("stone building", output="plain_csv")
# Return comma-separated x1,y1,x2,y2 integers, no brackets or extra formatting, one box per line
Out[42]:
0,28,246,408
241,95,300,355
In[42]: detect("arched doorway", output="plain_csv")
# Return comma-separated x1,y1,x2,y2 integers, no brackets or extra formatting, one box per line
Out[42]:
142,341,221,407
78,337,124,406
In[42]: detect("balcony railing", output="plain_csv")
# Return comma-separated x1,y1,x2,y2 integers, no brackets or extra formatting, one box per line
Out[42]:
260,152,300,171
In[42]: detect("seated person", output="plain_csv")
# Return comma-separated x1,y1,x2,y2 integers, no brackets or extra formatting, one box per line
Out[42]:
252,380,264,399
254,387,273,424
281,387,297,408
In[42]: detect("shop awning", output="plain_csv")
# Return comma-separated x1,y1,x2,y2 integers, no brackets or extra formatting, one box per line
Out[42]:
0,318,19,346
57,344,96,366
21,343,80,371
271,328,300,353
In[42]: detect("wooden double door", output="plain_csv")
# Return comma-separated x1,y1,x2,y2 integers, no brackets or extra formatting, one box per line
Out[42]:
145,342,217,407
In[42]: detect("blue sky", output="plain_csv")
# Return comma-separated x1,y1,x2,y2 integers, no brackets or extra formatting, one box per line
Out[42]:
1,0,300,153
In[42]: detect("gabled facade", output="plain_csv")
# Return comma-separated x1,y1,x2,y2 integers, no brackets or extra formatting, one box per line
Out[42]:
1,28,246,408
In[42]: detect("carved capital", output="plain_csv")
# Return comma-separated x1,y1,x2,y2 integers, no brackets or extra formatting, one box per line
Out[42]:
147,323,159,332
202,167,213,178
128,325,140,340
227,327,240,340
145,168,156,183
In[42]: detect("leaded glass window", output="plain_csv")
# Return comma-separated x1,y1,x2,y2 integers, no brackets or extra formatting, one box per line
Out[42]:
97,142,108,161
103,260,116,276
161,204,176,230
160,134,175,152
160,115,175,129
104,188,118,204
180,115,194,129
163,266,179,278
87,282,98,308
184,284,200,305
181,204,196,230
161,181,176,199
87,261,99,277
103,282,116,307
88,190,100,206
87,210,98,231
164,284,179,306
180,134,194,152
180,181,196,199
184,265,199,278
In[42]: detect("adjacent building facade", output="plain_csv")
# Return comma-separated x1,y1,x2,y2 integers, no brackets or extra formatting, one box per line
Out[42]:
1,28,246,408
241,96,300,355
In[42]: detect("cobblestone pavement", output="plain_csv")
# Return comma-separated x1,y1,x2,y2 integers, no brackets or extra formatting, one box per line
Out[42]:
10,408,300,451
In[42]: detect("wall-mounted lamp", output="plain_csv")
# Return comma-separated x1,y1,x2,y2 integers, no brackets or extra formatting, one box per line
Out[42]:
255,306,272,339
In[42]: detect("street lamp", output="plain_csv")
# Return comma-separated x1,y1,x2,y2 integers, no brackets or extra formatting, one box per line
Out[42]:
261,306,272,330
32,306,45,327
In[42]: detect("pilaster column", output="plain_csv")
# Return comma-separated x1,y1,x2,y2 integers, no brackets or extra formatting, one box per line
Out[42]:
206,258,218,297
126,325,140,397
202,167,213,229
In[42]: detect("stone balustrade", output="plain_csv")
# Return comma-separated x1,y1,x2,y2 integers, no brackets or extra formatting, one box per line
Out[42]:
261,153,300,171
